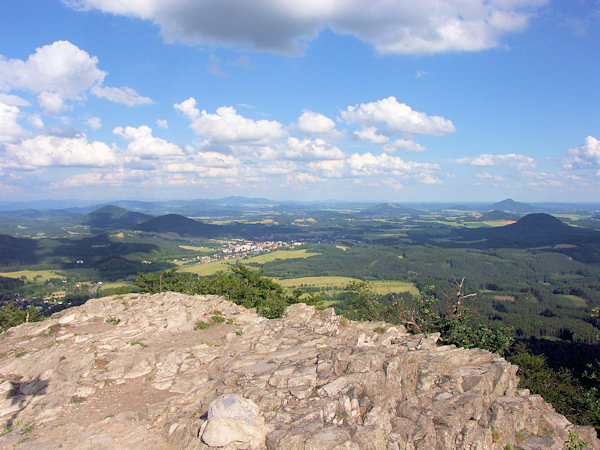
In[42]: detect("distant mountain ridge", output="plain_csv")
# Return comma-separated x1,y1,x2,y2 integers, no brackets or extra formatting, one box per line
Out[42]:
477,210,522,221
484,198,539,214
135,214,222,237
82,205,154,230
464,213,590,245
0,233,38,265
1,197,599,218
504,213,568,233
356,203,422,217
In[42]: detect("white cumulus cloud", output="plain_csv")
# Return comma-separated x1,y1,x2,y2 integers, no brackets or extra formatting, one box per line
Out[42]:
564,136,600,170
38,91,66,114
3,134,119,168
0,94,30,107
0,103,25,143
65,0,545,55
28,114,44,129
86,117,102,130
382,178,404,190
297,111,336,134
383,138,426,153
229,144,281,161
0,40,152,110
0,40,105,97
114,125,183,158
284,137,345,161
174,98,286,144
456,153,536,170
354,127,389,144
309,159,346,178
342,97,455,136
287,172,323,184
475,171,504,182
92,86,153,106
348,152,436,176
522,170,584,188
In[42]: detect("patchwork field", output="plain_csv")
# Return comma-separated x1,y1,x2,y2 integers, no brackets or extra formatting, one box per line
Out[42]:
179,249,321,276
0,269,67,282
178,259,240,276
179,245,212,252
244,249,321,264
99,281,136,290
564,294,588,307
277,276,418,296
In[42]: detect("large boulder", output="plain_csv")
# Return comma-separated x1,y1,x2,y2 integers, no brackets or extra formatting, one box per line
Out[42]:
201,394,267,448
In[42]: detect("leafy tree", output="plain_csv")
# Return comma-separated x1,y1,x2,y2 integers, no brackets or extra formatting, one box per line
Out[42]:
136,263,323,319
343,279,513,355
0,303,42,332
507,344,600,432
343,281,385,322
135,268,199,294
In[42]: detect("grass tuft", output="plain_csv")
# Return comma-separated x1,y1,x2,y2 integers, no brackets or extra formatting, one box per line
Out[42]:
194,321,210,330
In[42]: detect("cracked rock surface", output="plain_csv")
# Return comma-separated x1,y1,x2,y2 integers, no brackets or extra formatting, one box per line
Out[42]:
0,292,597,449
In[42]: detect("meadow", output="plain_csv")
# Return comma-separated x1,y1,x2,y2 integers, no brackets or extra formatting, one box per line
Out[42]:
179,249,321,276
277,276,418,296
0,269,67,282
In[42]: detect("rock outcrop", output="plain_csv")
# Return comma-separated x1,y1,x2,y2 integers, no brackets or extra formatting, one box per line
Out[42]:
0,292,597,449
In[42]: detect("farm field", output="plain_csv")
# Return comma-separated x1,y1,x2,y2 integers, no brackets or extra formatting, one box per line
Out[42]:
0,269,67,282
179,249,321,276
179,245,211,252
178,259,239,276
564,294,588,307
99,280,136,290
245,249,321,264
277,276,418,296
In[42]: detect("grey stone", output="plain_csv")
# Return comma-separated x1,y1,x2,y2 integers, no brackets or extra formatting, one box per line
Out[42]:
208,394,262,425
0,292,597,449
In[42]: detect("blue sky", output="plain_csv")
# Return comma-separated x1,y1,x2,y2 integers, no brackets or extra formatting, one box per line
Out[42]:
0,0,599,203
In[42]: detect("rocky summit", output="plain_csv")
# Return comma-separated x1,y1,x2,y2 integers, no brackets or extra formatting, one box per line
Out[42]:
0,293,598,449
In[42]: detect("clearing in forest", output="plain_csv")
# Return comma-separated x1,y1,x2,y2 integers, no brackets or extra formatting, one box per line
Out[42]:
179,249,321,276
0,269,67,282
277,276,419,295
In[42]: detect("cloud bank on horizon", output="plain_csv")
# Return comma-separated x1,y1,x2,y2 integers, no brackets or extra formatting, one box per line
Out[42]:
0,0,599,201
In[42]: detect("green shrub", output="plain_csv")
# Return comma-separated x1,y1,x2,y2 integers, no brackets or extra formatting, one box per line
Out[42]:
343,281,513,355
105,316,120,325
136,263,321,319
492,429,501,443
21,421,33,434
507,345,600,433
194,321,210,330
0,303,42,332
564,431,588,449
